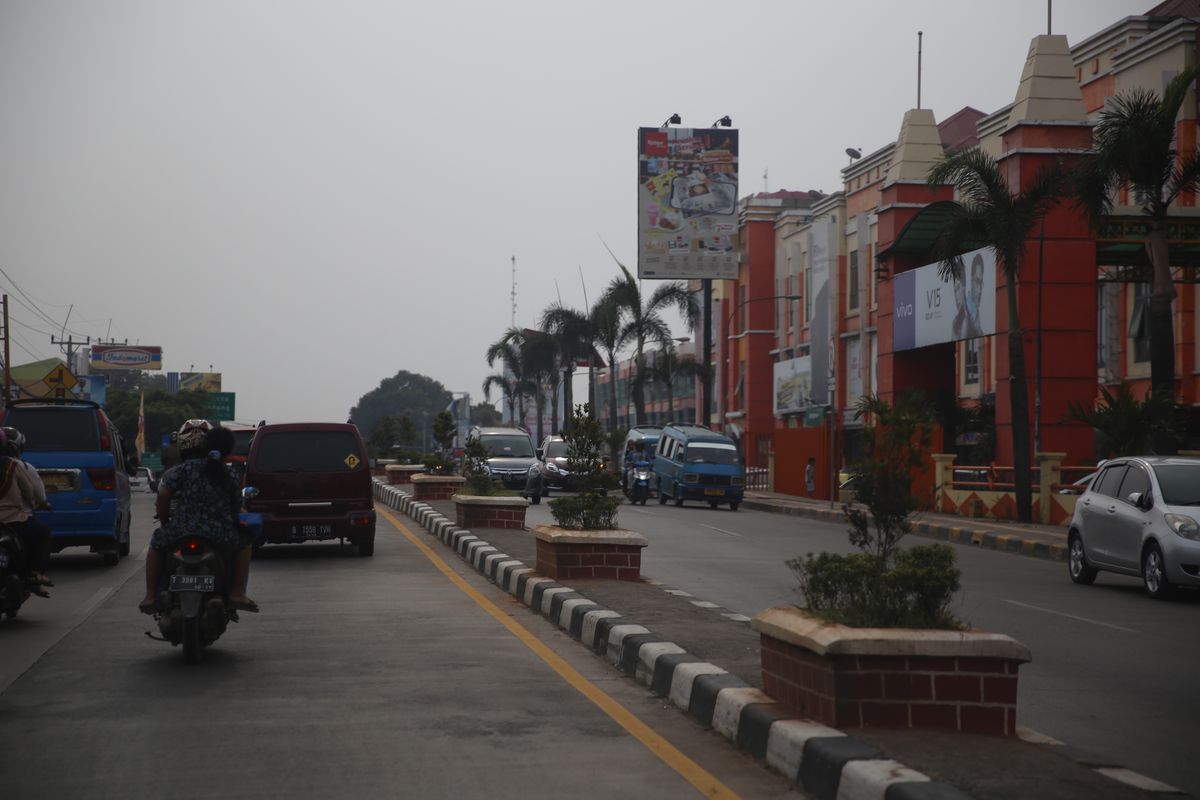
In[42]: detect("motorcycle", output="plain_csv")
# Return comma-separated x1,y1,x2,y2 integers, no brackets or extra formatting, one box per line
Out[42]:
148,489,262,663
0,524,27,620
625,460,652,505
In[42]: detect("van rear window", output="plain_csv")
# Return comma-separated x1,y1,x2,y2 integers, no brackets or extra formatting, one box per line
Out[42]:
4,407,100,452
253,431,364,473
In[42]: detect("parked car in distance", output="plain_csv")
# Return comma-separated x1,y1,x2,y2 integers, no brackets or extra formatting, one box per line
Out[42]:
0,398,132,564
653,424,744,511
468,426,543,503
130,466,157,493
242,422,375,556
1067,456,1200,599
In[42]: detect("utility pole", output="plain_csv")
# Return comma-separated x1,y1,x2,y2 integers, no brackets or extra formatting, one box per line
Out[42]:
51,334,90,374
1,295,10,405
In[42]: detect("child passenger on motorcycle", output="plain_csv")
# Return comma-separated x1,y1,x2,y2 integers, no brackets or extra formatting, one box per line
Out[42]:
139,420,258,614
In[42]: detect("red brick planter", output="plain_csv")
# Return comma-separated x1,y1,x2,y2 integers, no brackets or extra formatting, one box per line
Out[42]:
533,525,648,581
752,606,1031,737
386,464,426,485
453,495,529,530
410,474,465,501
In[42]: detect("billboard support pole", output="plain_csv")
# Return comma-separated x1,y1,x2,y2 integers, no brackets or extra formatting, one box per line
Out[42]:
1,295,9,405
702,278,712,428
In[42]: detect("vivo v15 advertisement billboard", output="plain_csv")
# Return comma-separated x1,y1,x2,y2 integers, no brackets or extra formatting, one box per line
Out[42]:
893,246,997,351
637,127,739,280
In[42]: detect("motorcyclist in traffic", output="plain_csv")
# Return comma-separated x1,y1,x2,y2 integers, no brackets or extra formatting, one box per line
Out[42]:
139,420,258,614
0,427,53,597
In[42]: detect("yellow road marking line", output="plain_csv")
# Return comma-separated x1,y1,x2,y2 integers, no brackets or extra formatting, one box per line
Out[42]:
376,505,741,800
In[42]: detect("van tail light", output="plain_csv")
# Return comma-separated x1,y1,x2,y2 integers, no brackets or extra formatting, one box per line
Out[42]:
87,468,116,491
96,410,110,451
349,513,372,527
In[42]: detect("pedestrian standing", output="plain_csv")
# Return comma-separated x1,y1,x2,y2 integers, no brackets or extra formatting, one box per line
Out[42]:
805,457,816,497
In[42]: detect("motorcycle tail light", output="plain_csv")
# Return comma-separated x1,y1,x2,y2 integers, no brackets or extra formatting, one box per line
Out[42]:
86,468,116,491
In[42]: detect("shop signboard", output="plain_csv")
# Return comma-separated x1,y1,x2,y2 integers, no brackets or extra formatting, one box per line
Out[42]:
89,345,163,371
773,355,812,416
893,246,997,351
75,374,108,407
637,127,739,280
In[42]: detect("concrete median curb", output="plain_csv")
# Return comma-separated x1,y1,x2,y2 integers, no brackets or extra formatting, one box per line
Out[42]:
740,498,1068,563
373,479,973,800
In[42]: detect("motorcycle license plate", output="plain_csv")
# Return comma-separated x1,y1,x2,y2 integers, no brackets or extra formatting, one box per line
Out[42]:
291,524,333,539
704,489,725,496
169,574,216,592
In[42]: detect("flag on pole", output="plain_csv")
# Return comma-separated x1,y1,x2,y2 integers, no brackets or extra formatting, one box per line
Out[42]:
135,390,145,457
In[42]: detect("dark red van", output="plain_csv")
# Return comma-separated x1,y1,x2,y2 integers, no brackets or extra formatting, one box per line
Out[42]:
243,422,375,556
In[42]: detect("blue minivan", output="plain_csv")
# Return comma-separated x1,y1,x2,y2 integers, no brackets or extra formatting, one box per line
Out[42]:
653,424,745,511
1,399,132,564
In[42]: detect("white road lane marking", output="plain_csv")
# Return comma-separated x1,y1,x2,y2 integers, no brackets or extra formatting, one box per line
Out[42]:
1001,599,1138,633
1094,768,1181,793
700,524,742,538
721,613,752,622
690,600,720,609
74,587,115,618
136,547,149,562
664,589,694,597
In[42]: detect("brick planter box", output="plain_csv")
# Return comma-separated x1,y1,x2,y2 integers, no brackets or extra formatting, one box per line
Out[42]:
372,458,397,477
533,524,648,581
752,606,1031,737
410,474,466,501
453,495,530,530
386,464,426,485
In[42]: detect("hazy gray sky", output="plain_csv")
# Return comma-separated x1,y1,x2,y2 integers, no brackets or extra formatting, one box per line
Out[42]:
0,0,1140,422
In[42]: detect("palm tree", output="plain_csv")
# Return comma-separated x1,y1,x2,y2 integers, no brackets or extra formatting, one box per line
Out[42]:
648,340,711,423
484,328,529,426
590,294,624,459
540,303,595,435
1076,67,1200,415
928,148,1068,524
521,331,558,444
603,263,699,426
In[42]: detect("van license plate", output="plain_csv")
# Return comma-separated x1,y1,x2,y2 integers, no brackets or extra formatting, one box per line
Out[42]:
169,574,215,592
292,524,333,539
704,489,725,496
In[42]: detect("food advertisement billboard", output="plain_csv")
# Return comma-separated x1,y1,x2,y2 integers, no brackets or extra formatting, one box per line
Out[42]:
180,372,222,393
637,127,739,280
89,345,163,371
893,246,996,351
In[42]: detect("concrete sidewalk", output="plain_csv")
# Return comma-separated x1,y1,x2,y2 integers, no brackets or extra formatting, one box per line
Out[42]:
743,491,1070,563
375,482,1188,800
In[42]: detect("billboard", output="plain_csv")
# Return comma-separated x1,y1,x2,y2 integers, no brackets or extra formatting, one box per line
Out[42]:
773,356,812,416
808,216,836,407
75,374,108,407
637,127,739,280
180,372,222,393
89,345,163,371
206,392,236,420
893,246,997,351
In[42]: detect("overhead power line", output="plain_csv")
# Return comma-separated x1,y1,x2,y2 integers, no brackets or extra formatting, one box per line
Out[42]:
0,268,86,337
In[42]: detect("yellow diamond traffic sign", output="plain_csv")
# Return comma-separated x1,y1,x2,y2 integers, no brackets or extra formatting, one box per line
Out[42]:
344,453,360,469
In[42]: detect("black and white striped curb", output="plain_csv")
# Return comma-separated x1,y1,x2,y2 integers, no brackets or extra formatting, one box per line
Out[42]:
373,480,971,800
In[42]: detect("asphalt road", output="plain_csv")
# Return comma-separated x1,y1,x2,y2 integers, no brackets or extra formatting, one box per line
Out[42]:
0,494,801,800
526,498,1200,796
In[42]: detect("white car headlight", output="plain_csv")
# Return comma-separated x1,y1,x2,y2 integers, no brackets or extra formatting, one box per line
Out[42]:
684,473,699,484
546,463,560,474
1165,513,1200,540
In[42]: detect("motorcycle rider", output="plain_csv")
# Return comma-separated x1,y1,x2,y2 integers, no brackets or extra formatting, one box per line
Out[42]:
4,427,54,590
624,440,647,495
139,420,258,614
0,428,52,597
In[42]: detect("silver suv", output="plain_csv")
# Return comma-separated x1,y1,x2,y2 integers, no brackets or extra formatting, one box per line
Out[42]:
468,426,543,504
1068,456,1200,599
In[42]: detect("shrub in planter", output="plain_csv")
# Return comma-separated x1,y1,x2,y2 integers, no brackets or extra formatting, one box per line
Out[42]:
548,405,622,529
461,434,497,496
787,392,963,630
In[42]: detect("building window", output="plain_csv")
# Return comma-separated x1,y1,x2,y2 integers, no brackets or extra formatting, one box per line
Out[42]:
804,264,812,324
965,339,980,386
848,251,860,311
1130,283,1151,363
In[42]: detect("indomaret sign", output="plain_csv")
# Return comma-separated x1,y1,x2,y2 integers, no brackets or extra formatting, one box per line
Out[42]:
89,345,163,371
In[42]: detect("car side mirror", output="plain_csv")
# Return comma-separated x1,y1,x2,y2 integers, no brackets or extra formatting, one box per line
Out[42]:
1128,491,1151,510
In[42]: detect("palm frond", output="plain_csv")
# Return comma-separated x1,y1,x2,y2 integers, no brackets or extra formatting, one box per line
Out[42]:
928,150,1009,212
1166,152,1200,208
1158,66,1200,133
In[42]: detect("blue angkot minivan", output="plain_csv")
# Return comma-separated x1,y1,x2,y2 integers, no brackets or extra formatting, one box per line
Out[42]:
653,424,745,511
1,399,132,564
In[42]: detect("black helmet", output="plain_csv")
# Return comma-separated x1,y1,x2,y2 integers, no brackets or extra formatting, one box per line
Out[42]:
1,427,24,456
